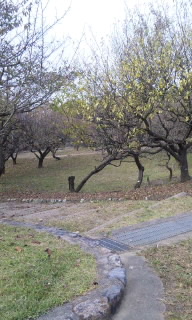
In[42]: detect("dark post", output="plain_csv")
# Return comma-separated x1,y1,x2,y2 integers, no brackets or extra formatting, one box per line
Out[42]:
68,176,75,192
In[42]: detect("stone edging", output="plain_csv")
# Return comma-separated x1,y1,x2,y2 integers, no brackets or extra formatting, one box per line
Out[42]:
5,197,125,203
1,220,127,320
45,248,127,320
5,191,189,204
51,235,127,320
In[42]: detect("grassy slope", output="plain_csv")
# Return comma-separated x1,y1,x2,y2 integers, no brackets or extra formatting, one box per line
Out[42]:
15,200,154,233
90,196,192,235
0,225,96,320
9,196,192,236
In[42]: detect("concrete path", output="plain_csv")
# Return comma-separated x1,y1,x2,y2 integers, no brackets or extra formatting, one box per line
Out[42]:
112,252,166,320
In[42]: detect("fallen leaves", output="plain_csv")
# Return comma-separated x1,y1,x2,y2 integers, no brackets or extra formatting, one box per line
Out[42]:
45,248,52,257
1,180,192,201
15,246,23,252
74,259,81,267
31,240,41,245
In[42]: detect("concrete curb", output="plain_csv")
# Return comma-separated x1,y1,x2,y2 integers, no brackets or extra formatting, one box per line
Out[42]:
1,220,127,320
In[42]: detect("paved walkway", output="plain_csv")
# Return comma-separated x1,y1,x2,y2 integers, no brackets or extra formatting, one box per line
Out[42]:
112,252,165,320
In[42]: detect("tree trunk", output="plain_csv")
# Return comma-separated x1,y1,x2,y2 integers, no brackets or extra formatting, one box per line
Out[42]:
166,153,172,181
11,153,17,165
75,156,115,192
0,146,5,176
52,153,61,160
68,176,75,192
32,148,51,168
179,148,191,182
38,157,44,168
134,155,144,189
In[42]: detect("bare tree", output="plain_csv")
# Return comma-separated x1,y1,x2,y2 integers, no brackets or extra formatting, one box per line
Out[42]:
5,124,27,165
20,108,67,168
0,0,72,176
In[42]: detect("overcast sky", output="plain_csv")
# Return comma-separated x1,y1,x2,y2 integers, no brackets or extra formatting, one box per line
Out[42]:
44,0,172,59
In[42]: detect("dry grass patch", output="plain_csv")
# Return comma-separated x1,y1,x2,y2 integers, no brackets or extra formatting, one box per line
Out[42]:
95,196,192,236
143,239,192,320
49,200,154,233
14,200,154,233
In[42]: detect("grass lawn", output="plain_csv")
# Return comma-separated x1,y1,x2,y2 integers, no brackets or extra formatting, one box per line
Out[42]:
143,239,192,320
0,225,96,320
0,148,188,194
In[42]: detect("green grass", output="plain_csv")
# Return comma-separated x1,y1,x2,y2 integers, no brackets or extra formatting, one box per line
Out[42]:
0,149,189,194
0,225,96,320
143,239,192,320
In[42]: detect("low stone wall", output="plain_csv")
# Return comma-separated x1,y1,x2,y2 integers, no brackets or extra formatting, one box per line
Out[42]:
37,251,126,319
37,233,127,320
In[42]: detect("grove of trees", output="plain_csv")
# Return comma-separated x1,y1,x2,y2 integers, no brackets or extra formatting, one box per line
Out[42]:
55,0,192,191
2,0,192,193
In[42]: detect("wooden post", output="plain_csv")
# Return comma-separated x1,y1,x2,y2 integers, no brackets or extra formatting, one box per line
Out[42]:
68,176,75,192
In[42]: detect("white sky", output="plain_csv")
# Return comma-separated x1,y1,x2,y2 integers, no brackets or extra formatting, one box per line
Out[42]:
51,0,128,38
43,0,172,59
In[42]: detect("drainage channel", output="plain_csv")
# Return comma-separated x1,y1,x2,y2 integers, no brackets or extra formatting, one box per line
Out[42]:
2,212,192,252
112,213,192,247
98,238,131,252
